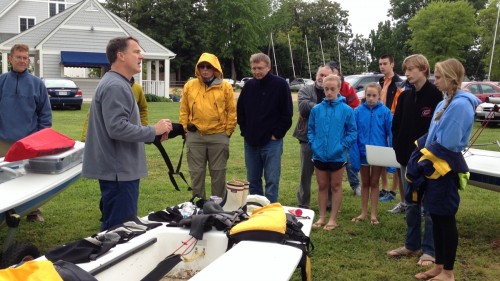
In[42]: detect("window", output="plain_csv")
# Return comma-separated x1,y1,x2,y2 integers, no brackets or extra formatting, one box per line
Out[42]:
468,85,480,95
49,0,66,17
19,17,35,32
481,84,497,94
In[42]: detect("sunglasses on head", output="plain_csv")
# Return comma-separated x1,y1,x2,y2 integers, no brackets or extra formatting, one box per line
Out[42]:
198,63,213,70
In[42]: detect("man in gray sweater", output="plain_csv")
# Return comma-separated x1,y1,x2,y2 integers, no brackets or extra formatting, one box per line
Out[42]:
82,37,172,230
293,64,334,208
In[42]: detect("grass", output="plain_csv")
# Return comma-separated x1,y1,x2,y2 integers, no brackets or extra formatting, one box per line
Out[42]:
2,101,499,280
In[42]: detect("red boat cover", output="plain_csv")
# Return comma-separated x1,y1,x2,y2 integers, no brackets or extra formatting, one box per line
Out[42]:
4,128,75,162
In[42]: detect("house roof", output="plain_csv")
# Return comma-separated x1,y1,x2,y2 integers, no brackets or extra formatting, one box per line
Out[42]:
0,0,175,59
0,0,18,18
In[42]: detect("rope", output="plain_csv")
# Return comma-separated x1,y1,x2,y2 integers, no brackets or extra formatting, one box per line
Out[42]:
465,106,498,154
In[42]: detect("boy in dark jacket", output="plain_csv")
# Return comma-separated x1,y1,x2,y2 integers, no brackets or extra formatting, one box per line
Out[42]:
387,54,443,268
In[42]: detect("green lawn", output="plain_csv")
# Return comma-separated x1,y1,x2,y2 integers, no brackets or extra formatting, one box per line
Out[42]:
2,102,499,280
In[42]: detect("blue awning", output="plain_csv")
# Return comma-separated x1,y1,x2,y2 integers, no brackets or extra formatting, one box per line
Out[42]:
60,51,109,67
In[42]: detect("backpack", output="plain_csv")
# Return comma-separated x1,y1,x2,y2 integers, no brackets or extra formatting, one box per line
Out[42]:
228,203,313,281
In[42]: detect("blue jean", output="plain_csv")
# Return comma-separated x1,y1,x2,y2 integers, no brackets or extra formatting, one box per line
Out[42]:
99,179,139,231
400,166,435,256
244,139,283,203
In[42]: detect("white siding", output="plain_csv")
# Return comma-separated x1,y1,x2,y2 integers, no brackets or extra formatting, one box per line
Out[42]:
42,53,62,77
43,29,127,51
66,3,117,28
0,0,82,34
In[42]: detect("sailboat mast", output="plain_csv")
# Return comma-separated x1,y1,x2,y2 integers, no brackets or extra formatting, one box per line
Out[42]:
488,3,500,81
270,33,279,76
319,37,325,65
305,35,312,79
288,33,296,79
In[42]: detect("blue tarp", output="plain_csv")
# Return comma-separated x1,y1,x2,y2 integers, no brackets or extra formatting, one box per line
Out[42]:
60,51,109,67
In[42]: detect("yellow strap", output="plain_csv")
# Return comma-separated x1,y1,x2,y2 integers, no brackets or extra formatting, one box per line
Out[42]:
420,148,451,178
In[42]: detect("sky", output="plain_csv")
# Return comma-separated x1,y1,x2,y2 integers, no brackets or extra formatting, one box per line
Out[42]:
334,0,392,37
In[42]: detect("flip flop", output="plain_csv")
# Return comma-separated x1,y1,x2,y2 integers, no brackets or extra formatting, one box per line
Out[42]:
415,272,437,280
387,246,420,257
370,218,380,225
351,216,365,222
417,253,436,266
312,222,326,228
323,224,338,231
414,271,437,280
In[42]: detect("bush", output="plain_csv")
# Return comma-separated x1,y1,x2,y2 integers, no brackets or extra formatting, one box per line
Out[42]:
145,93,170,102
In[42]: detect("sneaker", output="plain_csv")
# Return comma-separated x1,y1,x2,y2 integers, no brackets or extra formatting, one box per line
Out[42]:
353,186,361,196
379,189,389,198
387,202,407,214
27,209,45,222
380,191,396,202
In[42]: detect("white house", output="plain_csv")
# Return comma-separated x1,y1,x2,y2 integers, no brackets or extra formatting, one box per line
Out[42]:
0,0,176,99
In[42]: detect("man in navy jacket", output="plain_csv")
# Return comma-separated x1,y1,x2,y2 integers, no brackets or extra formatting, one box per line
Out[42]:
237,53,293,203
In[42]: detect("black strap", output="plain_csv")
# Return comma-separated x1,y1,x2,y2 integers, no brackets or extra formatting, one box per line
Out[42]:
153,136,191,191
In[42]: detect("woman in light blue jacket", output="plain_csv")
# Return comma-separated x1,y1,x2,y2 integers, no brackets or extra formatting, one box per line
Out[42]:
308,74,357,231
414,58,480,281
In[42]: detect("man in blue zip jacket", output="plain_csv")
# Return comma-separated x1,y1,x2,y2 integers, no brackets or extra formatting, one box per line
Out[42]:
0,44,52,222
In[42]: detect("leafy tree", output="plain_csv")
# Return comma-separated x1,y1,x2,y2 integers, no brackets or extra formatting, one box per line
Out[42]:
369,21,410,74
269,0,352,78
104,0,136,23
407,0,477,68
204,0,272,81
390,0,486,23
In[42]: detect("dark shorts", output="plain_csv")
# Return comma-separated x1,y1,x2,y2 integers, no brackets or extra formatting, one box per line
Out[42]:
313,160,346,172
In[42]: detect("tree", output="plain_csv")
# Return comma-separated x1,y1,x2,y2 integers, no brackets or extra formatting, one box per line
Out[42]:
407,1,477,68
204,0,272,81
369,21,410,74
268,0,352,78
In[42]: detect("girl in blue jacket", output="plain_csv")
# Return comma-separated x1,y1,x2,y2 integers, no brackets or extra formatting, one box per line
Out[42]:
414,59,480,281
308,74,357,231
351,83,392,225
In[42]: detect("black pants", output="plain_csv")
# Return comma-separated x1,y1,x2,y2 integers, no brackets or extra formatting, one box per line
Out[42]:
430,213,458,270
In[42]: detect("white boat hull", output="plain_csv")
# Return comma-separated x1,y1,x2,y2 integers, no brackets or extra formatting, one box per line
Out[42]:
366,145,500,192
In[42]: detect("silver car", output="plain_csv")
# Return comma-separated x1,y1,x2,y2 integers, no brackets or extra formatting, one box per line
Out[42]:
475,97,500,125
289,78,314,91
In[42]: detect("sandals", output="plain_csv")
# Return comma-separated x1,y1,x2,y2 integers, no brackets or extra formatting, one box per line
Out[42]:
370,218,380,225
312,221,325,228
323,224,338,231
312,216,326,229
417,253,436,266
414,271,437,280
351,216,365,222
387,246,420,257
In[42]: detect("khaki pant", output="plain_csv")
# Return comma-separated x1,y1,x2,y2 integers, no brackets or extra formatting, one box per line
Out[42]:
186,131,230,199
0,140,13,158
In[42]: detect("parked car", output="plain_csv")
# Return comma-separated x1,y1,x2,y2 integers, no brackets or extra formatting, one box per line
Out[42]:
289,78,314,91
475,97,500,125
43,78,83,110
344,73,384,92
235,77,253,89
461,81,500,103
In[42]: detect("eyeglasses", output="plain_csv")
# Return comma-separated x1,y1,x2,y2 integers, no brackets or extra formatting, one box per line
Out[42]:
198,63,213,70
13,56,29,61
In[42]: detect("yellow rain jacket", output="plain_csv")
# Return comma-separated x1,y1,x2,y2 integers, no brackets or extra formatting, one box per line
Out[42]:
179,53,236,136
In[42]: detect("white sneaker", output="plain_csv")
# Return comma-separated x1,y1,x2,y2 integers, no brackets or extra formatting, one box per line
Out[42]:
387,202,407,214
353,186,361,196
